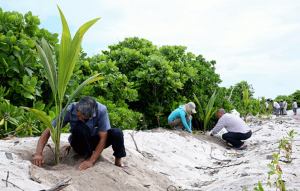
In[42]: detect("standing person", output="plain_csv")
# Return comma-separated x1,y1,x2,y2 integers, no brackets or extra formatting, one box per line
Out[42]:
168,102,196,133
271,100,280,117
292,100,298,115
265,99,270,111
210,108,252,150
279,100,284,115
32,97,126,171
283,100,287,115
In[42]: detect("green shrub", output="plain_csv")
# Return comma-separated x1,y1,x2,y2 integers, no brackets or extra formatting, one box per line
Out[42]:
95,96,142,130
0,7,60,106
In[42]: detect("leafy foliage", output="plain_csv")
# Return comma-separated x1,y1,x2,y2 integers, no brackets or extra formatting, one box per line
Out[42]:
95,96,143,130
102,37,231,130
0,7,60,106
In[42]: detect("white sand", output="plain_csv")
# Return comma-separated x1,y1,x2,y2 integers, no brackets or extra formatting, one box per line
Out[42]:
1,111,300,190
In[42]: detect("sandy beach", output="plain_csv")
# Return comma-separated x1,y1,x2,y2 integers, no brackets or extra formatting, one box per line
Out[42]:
0,110,300,191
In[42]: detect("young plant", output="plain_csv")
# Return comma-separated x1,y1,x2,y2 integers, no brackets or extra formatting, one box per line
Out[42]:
0,100,24,132
278,138,291,163
20,6,102,164
267,153,285,191
253,181,264,191
14,101,45,136
240,84,251,121
286,129,298,143
193,90,218,135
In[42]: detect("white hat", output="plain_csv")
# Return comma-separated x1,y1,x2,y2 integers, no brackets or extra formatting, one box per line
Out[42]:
182,102,196,114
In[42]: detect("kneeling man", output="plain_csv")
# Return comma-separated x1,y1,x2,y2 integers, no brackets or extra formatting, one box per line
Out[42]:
210,108,252,150
32,96,126,171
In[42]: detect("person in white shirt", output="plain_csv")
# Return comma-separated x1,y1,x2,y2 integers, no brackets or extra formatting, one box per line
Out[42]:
271,100,280,117
210,108,252,150
265,99,270,111
292,100,298,115
283,100,287,114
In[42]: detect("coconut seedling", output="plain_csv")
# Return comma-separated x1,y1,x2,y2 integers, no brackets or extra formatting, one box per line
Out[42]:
20,6,102,164
193,90,218,135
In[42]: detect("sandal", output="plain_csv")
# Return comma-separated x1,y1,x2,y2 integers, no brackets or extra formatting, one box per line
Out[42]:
236,146,247,150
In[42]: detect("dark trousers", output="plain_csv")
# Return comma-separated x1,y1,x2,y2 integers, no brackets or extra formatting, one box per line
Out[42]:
222,130,252,148
70,121,126,158
280,108,284,115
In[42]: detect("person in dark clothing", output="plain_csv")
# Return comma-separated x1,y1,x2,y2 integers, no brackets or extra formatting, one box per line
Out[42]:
32,97,126,171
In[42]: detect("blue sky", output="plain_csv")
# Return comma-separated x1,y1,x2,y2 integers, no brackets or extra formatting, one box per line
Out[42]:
2,0,300,100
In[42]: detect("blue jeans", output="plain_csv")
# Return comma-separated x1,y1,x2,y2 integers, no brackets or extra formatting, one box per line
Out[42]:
70,121,126,158
222,130,252,148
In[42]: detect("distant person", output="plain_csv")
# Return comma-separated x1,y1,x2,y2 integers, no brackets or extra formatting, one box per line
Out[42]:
271,100,280,117
292,100,298,115
280,100,284,115
265,99,270,111
168,102,196,133
210,108,252,150
283,100,287,114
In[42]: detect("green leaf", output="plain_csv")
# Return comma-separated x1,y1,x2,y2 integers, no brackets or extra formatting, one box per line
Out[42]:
18,56,23,66
23,91,34,99
13,46,21,51
22,75,28,86
26,86,35,93
20,107,55,135
26,36,57,97
10,36,17,44
27,40,35,47
20,40,29,45
24,67,34,77
13,49,20,57
29,77,37,87
35,89,41,96
2,58,8,68
87,76,105,85
57,5,100,101
0,25,2,31
7,15,17,22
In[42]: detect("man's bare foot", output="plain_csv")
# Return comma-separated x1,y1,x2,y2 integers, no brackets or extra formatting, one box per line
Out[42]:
115,158,122,166
240,144,247,148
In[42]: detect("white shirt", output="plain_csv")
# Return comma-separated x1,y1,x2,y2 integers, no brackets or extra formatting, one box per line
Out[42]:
211,113,251,134
284,101,287,108
273,102,280,109
293,102,298,108
265,102,269,108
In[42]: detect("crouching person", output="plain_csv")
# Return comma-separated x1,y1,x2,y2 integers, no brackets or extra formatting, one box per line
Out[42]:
32,96,126,171
168,102,196,133
210,108,252,150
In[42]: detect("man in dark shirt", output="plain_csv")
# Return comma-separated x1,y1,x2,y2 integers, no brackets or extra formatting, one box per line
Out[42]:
32,97,126,171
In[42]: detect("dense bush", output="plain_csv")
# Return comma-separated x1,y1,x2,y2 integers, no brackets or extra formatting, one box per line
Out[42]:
0,8,60,107
102,37,234,130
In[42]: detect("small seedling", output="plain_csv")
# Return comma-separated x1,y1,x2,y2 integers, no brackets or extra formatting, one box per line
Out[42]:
267,153,286,191
253,181,264,191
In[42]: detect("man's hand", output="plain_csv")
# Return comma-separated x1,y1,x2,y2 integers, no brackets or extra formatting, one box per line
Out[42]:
32,155,45,167
78,160,94,171
210,133,214,136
